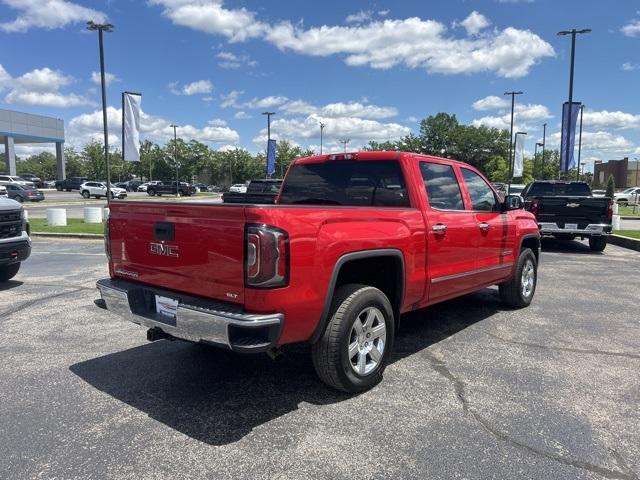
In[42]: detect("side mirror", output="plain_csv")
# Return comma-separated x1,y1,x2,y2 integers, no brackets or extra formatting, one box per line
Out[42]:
503,194,524,211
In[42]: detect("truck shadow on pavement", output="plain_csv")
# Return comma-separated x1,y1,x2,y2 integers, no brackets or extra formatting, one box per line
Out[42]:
540,237,602,254
0,280,23,292
70,289,505,446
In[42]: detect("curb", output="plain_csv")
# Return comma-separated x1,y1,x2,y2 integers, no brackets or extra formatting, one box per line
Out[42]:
609,234,640,252
620,216,640,220
31,232,103,240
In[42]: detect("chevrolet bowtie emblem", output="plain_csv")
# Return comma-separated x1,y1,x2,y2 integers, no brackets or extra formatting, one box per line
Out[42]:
566,202,580,208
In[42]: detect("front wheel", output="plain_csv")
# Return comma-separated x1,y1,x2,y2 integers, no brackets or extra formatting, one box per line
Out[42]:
14,196,24,203
499,248,537,308
312,284,395,393
56,185,62,191
0,263,20,282
589,236,607,252
147,189,156,196
81,190,90,199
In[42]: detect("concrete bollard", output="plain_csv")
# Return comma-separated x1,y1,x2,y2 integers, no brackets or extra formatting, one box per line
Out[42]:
22,209,28,220
84,207,103,224
613,202,619,215
47,208,67,227
612,214,621,231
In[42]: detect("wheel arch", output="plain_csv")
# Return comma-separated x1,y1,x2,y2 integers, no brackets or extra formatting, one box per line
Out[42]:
309,249,405,344
519,234,541,263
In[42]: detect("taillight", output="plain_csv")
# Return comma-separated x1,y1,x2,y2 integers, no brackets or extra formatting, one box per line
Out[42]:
607,199,613,221
530,198,540,217
245,224,289,288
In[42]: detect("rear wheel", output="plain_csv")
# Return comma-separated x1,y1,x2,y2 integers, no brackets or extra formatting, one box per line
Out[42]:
312,284,395,393
81,190,90,199
56,185,62,191
14,195,24,203
147,189,156,196
0,263,20,282
589,236,607,252
499,248,537,308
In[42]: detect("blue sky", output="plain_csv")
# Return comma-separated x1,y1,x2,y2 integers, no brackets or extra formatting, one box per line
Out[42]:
1,0,640,171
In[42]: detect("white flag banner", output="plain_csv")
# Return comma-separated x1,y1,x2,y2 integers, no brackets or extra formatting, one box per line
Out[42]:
122,92,141,162
513,133,525,177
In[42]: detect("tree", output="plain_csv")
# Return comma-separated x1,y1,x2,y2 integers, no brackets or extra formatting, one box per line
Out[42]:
16,151,57,179
606,174,615,198
419,112,459,155
484,155,510,182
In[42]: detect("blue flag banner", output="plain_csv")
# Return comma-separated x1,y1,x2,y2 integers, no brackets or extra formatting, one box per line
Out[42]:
267,139,277,176
560,101,581,172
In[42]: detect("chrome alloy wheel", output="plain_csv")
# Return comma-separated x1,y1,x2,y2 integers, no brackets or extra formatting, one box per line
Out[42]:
348,306,387,376
521,259,535,298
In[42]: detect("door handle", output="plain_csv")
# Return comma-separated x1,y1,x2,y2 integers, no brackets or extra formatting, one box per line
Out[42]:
479,222,491,231
432,223,447,235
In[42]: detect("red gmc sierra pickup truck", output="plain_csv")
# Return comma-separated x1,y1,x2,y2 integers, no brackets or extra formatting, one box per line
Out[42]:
96,151,540,392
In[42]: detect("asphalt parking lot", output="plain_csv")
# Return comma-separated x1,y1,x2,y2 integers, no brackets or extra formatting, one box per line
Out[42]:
1,238,639,480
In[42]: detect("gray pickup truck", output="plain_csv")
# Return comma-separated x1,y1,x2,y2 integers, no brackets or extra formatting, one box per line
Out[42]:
0,197,31,281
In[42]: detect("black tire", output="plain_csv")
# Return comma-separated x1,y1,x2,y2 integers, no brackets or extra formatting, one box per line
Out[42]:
589,236,607,252
56,185,62,191
147,189,156,196
312,284,395,393
14,195,24,203
0,263,20,282
499,248,537,308
81,190,90,199
65,189,71,192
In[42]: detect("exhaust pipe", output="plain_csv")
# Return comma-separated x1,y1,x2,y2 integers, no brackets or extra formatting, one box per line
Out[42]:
266,347,284,362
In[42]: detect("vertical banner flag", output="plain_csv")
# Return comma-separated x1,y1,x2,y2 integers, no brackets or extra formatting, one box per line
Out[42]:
122,92,142,162
560,101,581,172
513,134,525,177
267,139,277,176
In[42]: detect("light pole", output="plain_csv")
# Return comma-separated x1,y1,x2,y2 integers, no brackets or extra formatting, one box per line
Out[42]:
170,124,179,197
504,91,523,189
319,122,326,154
557,28,591,173
577,104,585,180
87,20,114,202
339,138,350,152
262,111,275,177
534,142,543,177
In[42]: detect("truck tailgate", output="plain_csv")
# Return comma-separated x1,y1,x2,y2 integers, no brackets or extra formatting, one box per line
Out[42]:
108,202,246,304
536,196,610,226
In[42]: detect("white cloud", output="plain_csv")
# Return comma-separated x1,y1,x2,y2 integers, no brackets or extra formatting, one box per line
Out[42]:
90,71,119,87
234,111,252,119
472,103,552,130
582,110,640,130
149,0,266,42
346,11,373,24
67,106,240,148
207,119,227,126
472,95,509,111
622,62,638,71
460,11,490,36
621,19,640,37
150,2,554,78
0,0,107,32
252,114,410,146
1,65,94,108
548,130,634,153
16,67,73,91
216,51,257,69
169,79,213,96
5,90,93,108
378,10,390,17
222,93,288,109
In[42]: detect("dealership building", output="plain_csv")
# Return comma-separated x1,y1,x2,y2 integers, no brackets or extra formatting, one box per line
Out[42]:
594,157,640,188
1,108,66,179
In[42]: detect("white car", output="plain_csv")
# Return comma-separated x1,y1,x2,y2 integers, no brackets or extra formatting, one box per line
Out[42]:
614,187,640,204
137,181,162,192
229,183,248,193
0,175,35,188
80,182,127,199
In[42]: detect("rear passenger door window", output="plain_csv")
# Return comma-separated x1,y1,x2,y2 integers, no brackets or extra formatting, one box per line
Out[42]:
420,162,464,210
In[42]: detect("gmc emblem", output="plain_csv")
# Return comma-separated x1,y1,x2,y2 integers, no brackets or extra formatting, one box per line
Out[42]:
149,242,179,258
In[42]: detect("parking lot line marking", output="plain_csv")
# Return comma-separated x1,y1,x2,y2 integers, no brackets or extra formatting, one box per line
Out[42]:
31,251,105,256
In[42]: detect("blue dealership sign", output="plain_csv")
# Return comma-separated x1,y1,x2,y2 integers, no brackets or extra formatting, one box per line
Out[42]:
267,139,277,176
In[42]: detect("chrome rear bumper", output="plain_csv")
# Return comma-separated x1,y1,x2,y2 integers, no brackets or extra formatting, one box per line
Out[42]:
96,278,283,352
538,223,612,236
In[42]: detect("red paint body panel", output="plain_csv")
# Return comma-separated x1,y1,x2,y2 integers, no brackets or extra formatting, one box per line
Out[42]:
106,152,539,346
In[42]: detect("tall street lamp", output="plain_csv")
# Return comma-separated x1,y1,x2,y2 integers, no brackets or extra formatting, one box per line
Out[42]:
557,28,591,173
262,111,275,177
535,142,544,176
504,91,523,184
87,20,114,202
319,122,326,154
541,122,547,179
170,124,179,197
339,138,350,152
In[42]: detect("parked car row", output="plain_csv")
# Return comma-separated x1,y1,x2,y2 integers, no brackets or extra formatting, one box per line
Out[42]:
0,181,45,203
